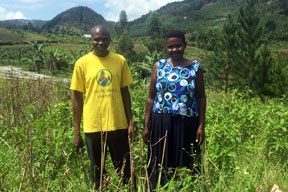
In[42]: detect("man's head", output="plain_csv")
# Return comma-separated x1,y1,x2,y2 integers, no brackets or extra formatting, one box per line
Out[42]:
90,25,111,57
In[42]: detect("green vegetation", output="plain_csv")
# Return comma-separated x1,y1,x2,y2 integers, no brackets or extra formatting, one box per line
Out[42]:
0,77,287,191
0,0,287,191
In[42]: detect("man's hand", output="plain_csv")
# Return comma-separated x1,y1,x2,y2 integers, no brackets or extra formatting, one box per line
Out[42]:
128,124,134,142
73,134,84,153
142,126,150,145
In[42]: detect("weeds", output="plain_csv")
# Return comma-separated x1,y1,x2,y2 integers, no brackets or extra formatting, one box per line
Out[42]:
0,77,287,191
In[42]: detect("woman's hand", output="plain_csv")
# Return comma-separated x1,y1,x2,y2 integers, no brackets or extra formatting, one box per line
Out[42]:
142,126,151,145
196,125,205,145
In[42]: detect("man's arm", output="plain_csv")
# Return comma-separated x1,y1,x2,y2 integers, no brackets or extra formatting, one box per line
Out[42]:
121,86,134,140
71,90,84,151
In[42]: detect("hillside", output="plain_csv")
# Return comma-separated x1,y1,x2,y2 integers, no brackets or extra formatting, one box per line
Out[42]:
0,0,287,40
0,19,46,29
128,0,288,37
41,6,109,34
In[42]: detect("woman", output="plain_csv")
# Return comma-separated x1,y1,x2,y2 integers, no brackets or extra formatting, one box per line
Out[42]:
143,30,206,189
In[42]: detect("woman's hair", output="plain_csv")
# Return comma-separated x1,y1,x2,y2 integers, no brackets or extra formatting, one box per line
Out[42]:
165,30,186,43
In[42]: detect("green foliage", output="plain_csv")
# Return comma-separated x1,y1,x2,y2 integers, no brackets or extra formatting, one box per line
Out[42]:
115,29,136,62
208,0,288,97
204,90,288,191
236,0,263,89
208,15,238,92
42,6,107,34
144,37,165,53
130,48,165,86
114,10,128,36
189,27,221,51
264,55,288,96
0,77,287,191
25,41,49,73
145,12,164,38
265,20,277,32
47,48,70,74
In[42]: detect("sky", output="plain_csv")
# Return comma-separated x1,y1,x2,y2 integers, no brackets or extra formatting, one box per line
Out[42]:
0,0,183,22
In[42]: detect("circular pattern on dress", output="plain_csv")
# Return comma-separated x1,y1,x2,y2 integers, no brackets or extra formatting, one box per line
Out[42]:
180,79,188,86
190,70,196,77
164,92,172,100
171,97,177,103
163,107,170,113
156,82,163,92
163,64,172,73
187,82,195,91
168,83,176,92
180,95,188,103
167,72,179,82
152,60,202,117
157,69,165,79
180,68,190,79
157,94,163,102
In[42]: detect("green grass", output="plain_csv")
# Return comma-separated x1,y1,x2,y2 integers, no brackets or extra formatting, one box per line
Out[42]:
0,77,287,191
0,28,48,42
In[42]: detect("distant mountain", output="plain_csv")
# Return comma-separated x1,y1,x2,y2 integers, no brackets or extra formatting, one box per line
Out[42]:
0,0,287,38
41,6,109,34
0,19,46,29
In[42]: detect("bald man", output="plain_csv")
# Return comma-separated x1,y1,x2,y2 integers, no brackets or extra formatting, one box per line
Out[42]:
70,25,134,188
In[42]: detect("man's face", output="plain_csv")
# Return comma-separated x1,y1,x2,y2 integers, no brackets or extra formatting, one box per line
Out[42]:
91,27,110,55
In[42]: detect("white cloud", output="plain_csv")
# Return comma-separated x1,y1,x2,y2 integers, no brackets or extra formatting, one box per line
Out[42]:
0,0,183,21
104,0,183,21
0,6,27,20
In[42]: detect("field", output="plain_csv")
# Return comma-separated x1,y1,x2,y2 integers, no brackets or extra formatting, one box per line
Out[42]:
0,71,287,191
0,20,287,191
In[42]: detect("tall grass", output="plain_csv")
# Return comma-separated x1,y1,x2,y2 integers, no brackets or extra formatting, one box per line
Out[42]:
0,77,287,191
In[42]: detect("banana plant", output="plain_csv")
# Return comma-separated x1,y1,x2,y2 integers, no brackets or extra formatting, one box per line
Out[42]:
26,41,49,73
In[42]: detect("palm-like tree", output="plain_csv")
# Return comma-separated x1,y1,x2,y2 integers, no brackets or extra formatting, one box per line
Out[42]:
26,41,48,73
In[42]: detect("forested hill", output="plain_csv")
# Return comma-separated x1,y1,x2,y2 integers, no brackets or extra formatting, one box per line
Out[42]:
0,0,287,37
41,6,109,33
128,0,288,36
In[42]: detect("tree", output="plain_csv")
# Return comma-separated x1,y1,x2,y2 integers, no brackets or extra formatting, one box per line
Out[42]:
209,15,239,92
115,28,136,62
208,0,285,97
145,11,163,38
235,0,276,96
265,55,288,96
114,10,128,35
47,48,69,74
26,41,48,73
119,10,128,28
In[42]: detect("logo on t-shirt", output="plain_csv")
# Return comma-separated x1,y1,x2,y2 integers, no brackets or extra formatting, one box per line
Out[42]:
96,69,112,86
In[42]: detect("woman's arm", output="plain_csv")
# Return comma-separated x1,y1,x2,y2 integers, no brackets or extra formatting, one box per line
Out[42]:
195,68,206,145
143,63,158,144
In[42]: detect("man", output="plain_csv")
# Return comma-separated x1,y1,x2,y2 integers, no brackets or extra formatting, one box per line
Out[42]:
70,25,134,188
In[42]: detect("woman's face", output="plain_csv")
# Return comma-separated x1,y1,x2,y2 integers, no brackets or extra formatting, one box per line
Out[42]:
166,37,186,61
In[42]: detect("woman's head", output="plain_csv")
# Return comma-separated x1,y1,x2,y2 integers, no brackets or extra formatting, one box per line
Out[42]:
165,30,186,44
165,30,187,61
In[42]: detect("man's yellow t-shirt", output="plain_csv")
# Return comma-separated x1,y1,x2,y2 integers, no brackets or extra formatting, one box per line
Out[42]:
70,52,133,133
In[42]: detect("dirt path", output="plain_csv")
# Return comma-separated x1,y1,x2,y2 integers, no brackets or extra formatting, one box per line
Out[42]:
0,66,70,83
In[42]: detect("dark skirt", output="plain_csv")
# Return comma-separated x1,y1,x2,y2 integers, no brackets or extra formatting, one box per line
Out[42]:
147,112,201,188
